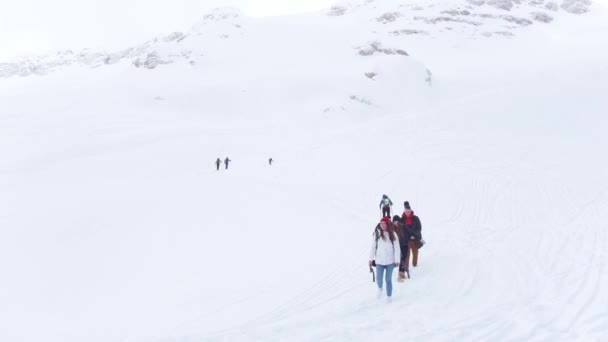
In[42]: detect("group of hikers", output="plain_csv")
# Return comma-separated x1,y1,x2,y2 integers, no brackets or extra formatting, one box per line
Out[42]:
215,157,273,170
369,195,424,303
215,157,232,170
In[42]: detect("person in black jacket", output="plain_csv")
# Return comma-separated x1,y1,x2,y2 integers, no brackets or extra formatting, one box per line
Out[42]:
402,201,423,268
392,215,417,281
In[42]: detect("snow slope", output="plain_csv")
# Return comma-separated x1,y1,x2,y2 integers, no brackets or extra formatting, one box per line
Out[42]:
1,1,607,342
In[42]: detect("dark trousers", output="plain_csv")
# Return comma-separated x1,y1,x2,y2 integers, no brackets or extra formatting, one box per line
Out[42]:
382,206,391,217
399,251,407,272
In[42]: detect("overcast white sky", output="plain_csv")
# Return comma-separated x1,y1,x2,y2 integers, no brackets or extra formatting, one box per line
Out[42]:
0,0,334,60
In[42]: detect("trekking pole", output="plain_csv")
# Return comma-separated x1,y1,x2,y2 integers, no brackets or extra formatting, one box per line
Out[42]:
370,267,375,282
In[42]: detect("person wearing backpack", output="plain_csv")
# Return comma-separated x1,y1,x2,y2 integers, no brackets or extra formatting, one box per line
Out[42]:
392,215,417,281
402,201,423,268
379,194,393,217
369,216,400,303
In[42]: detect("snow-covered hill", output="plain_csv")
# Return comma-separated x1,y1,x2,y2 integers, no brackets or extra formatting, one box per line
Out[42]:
0,1,607,342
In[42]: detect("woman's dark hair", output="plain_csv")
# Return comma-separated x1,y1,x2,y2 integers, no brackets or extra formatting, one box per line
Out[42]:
375,222,397,243
392,221,405,239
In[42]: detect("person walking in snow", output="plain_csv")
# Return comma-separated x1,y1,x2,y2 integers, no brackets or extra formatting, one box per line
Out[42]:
224,157,231,170
402,201,423,268
379,194,393,218
215,158,221,171
392,215,417,281
269,157,273,166
369,216,400,303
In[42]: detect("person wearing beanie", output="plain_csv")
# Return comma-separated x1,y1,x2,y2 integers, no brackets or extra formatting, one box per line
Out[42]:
369,216,400,303
392,215,416,281
379,194,393,218
402,201,423,268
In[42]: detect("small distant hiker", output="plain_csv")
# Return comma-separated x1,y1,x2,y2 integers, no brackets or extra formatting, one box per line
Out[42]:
379,194,393,217
224,157,231,170
392,215,416,281
369,216,400,303
269,157,273,166
402,201,423,268
215,158,221,171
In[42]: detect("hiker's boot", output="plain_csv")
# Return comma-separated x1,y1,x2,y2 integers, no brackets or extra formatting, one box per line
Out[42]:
398,272,405,282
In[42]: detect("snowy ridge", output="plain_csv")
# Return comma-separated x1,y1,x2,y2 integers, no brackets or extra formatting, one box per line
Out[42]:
0,8,246,78
329,0,593,37
0,0,594,78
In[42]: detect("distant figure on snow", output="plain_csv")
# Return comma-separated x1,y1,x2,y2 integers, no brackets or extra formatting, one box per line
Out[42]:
269,157,273,166
224,157,231,170
379,194,393,217
215,158,221,171
402,201,423,268
369,216,400,303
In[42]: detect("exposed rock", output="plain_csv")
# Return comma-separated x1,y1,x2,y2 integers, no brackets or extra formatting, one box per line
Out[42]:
442,9,473,16
390,29,429,36
545,1,559,10
133,52,172,69
467,0,486,5
328,6,348,16
202,7,240,21
532,11,554,22
162,32,185,43
561,0,591,14
488,0,514,11
365,72,377,80
476,13,498,18
357,41,409,57
349,95,373,105
377,12,401,23
501,15,534,25
442,9,460,16
425,69,433,86
415,16,483,26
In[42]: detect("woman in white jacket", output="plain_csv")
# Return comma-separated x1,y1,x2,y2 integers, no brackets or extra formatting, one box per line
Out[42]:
369,216,401,303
